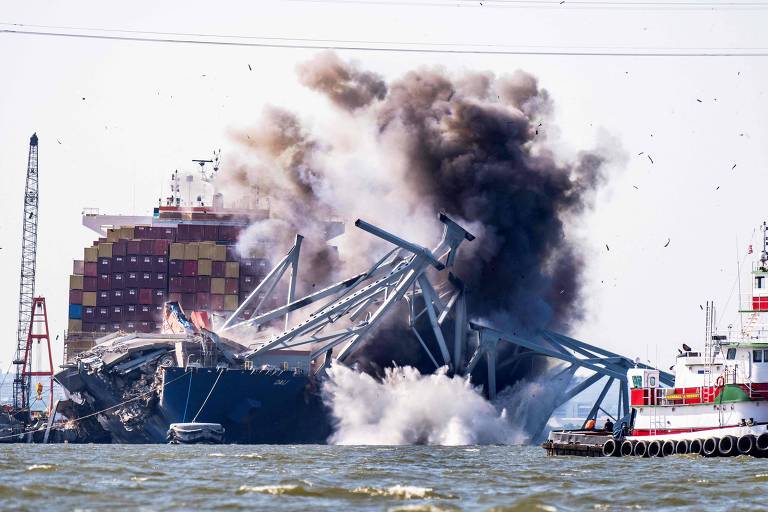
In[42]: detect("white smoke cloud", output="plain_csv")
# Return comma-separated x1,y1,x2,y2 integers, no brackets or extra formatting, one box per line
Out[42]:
322,364,525,445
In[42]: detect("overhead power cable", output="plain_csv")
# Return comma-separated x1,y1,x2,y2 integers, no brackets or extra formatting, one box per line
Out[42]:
2,26,767,57
287,0,768,10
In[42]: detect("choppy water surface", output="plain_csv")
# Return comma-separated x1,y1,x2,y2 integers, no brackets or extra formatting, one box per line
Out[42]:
3,444,768,511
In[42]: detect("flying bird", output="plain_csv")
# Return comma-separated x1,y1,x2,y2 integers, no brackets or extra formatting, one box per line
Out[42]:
664,238,670,247
647,155,654,164
605,244,610,251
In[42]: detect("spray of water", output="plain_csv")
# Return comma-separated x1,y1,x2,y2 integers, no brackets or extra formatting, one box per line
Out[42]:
322,364,524,445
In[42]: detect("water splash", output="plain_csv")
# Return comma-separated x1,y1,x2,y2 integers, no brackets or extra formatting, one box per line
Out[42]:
322,364,525,445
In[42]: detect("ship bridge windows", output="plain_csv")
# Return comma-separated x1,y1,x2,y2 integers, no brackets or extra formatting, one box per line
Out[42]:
757,276,766,289
753,349,768,363
727,348,737,360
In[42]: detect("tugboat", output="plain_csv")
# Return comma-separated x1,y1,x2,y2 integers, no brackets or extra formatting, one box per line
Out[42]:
545,221,768,457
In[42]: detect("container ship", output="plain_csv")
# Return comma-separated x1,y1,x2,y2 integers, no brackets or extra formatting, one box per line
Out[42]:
55,161,337,443
544,220,768,457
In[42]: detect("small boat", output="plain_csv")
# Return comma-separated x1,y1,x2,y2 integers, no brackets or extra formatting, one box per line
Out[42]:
545,221,768,457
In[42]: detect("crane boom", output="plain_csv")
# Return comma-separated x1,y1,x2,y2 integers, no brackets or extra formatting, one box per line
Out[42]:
13,133,39,413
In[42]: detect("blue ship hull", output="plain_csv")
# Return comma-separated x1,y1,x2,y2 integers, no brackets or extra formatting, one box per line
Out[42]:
158,367,332,444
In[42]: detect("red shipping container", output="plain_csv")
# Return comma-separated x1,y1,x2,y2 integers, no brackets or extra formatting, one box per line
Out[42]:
97,307,110,320
140,239,153,255
169,259,183,277
125,304,137,321
111,273,124,289
125,288,139,305
139,288,153,305
202,224,218,241
152,289,166,305
135,225,150,238
69,289,83,304
219,226,240,242
190,224,204,242
161,226,177,240
169,277,184,293
141,255,153,272
83,276,97,291
139,321,154,333
112,289,124,303
168,292,182,304
110,306,123,322
83,306,96,322
212,261,226,277
97,274,111,290
177,224,190,242
196,292,211,310
98,257,112,273
97,290,111,306
225,278,239,294
112,256,126,273
127,240,141,255
182,277,196,294
210,294,225,311
152,239,170,256
127,272,140,287
113,240,127,257
182,260,198,277
196,276,211,292
181,293,196,310
84,262,98,277
127,255,141,271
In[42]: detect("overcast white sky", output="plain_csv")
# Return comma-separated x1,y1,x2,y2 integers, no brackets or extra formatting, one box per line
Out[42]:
1,0,767,372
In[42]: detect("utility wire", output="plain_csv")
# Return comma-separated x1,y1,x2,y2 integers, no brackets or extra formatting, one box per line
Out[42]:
2,27,768,57
288,0,768,10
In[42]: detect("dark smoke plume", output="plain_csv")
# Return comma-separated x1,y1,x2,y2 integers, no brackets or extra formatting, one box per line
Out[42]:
219,52,607,378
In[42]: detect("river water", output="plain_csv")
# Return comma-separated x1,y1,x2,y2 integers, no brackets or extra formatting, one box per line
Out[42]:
2,444,768,511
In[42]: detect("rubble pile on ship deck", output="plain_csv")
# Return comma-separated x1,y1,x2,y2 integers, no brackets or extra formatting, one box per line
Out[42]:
56,329,243,443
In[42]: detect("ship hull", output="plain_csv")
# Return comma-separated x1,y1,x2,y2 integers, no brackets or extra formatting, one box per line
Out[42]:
56,365,332,444
158,367,331,444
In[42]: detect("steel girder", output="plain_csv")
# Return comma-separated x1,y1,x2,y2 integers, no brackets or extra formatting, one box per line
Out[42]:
217,213,671,427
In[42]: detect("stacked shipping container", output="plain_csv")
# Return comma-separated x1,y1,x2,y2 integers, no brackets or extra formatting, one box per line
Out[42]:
67,222,270,336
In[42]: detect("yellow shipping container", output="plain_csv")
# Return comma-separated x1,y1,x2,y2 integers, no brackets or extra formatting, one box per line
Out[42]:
211,277,226,294
107,228,120,242
225,261,240,278
120,226,135,240
68,319,83,333
213,245,227,261
224,294,239,311
70,274,84,290
82,292,97,307
198,242,215,260
84,246,98,262
98,242,113,258
198,259,212,276
184,243,199,260
169,243,185,260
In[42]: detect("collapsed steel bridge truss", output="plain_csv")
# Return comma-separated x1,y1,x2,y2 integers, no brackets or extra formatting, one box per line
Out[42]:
220,214,672,425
